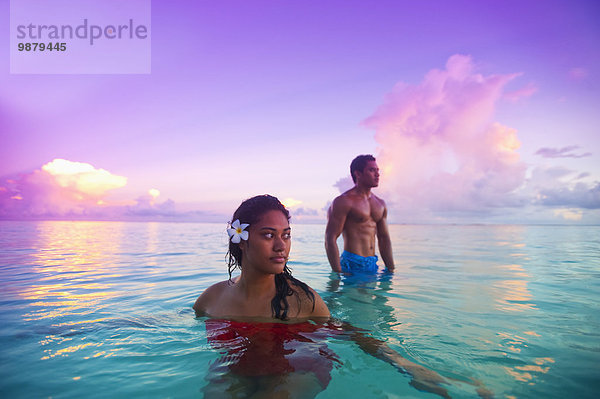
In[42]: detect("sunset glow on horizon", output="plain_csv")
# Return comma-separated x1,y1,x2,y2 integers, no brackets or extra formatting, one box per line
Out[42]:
1,1,599,224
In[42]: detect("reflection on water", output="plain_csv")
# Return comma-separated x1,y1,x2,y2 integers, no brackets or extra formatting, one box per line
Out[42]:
493,234,535,313
494,261,535,312
24,222,124,322
325,270,398,334
17,222,130,362
504,356,555,383
383,224,566,396
3,221,190,364
41,340,104,360
325,271,494,398
486,229,556,387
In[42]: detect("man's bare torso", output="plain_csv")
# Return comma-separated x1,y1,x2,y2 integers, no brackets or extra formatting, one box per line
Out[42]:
339,189,386,257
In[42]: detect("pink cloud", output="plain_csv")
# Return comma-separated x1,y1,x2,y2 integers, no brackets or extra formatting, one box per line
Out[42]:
503,82,538,102
0,159,125,219
568,67,588,81
0,159,184,220
362,55,528,219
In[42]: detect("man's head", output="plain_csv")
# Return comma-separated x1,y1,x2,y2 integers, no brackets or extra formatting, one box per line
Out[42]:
350,154,378,185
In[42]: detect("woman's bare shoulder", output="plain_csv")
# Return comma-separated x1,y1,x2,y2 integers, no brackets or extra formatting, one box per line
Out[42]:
291,284,330,318
193,280,231,316
309,287,330,318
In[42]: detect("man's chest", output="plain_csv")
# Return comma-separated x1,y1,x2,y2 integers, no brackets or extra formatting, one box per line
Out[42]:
348,199,384,223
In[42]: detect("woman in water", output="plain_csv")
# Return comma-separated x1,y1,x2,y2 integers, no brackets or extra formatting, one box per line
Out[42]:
194,195,336,398
195,195,489,399
194,194,329,321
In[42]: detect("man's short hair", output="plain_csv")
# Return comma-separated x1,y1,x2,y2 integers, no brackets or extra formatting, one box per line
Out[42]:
350,154,376,183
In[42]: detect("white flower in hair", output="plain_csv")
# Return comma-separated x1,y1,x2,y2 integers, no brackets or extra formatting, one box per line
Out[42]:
227,219,249,243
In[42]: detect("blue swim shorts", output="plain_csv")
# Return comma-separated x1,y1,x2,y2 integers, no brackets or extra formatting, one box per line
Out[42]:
340,251,379,273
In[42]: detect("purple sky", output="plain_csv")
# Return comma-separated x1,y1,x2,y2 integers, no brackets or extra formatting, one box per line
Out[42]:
1,0,599,223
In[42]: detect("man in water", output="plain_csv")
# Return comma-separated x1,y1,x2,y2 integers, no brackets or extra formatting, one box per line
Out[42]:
325,154,395,273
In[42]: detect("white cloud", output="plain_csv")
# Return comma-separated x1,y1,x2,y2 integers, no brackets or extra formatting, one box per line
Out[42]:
553,208,583,221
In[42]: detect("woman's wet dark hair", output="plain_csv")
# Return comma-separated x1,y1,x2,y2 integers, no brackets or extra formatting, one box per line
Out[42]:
226,194,315,320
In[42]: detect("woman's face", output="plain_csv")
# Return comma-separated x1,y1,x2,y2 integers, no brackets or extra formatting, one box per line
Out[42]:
240,209,291,275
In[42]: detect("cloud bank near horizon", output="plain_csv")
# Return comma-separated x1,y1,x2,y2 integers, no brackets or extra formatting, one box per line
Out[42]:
362,54,599,222
0,159,220,221
0,159,326,223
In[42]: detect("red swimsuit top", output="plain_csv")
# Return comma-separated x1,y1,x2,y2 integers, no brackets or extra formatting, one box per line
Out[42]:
205,319,344,388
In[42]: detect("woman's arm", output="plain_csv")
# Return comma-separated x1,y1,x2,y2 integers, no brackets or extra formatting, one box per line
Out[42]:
343,322,450,398
337,321,493,399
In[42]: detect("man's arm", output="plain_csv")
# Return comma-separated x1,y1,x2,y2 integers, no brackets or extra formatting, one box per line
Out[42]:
325,197,349,273
376,205,395,271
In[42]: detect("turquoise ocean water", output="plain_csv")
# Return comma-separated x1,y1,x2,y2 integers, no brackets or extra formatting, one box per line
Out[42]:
0,221,598,398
